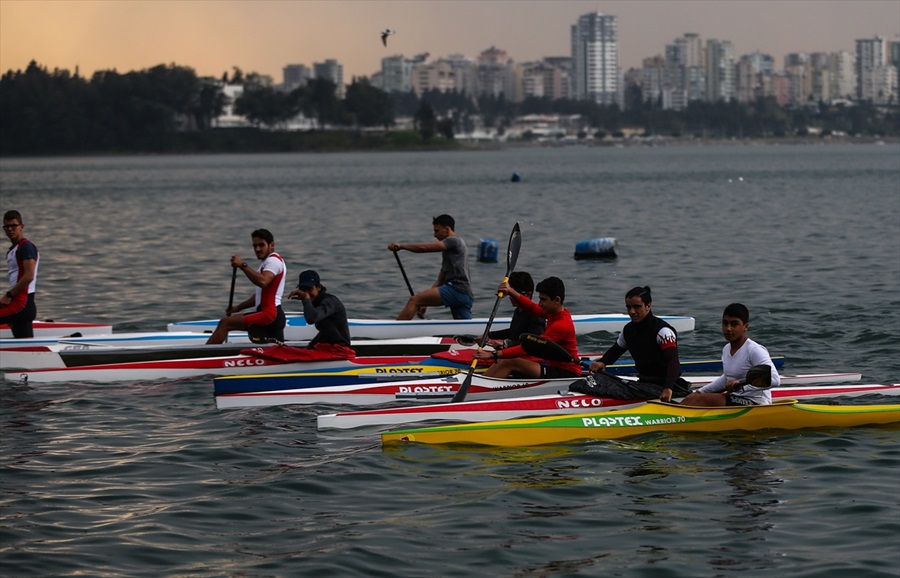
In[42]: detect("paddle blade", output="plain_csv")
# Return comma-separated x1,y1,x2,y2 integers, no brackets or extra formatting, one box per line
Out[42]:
451,360,478,403
506,222,522,275
738,364,773,391
519,333,575,362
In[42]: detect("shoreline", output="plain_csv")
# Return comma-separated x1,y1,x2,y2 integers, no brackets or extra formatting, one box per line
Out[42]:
1,133,896,158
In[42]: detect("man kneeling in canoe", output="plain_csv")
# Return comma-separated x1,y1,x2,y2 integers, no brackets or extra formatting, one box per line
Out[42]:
206,229,286,345
681,303,781,406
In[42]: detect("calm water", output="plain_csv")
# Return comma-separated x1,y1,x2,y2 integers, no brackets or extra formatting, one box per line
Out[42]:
1,144,899,577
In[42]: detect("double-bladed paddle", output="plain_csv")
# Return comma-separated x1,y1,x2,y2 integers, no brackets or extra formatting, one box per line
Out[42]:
451,222,522,403
733,364,774,391
519,332,591,370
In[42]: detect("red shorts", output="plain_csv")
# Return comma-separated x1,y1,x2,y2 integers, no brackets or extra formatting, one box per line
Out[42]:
243,307,277,328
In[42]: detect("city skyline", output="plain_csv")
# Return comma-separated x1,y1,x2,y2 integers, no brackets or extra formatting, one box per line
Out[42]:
1,0,898,83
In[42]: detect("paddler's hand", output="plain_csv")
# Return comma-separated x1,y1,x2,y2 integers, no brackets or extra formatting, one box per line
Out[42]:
289,288,310,301
660,387,673,403
473,349,494,360
497,281,516,299
388,243,401,252
589,360,606,373
230,254,244,268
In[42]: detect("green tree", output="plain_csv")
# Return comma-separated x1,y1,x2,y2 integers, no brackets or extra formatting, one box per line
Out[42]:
344,77,394,129
414,99,437,140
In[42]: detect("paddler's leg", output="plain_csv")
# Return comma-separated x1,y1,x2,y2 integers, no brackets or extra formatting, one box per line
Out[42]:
206,313,246,344
397,287,443,320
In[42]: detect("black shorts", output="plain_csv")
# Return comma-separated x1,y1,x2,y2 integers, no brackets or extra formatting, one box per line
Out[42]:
540,364,581,379
725,393,758,406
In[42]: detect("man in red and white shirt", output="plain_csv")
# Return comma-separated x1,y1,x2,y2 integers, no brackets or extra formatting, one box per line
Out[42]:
206,229,286,344
0,210,40,338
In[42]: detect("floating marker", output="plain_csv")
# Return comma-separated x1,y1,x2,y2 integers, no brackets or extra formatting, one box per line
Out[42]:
510,172,521,182
574,238,617,260
478,238,499,263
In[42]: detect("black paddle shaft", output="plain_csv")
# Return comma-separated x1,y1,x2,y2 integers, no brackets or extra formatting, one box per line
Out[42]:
451,222,522,403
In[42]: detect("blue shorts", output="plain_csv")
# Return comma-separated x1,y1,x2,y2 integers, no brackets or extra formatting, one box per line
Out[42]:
438,284,473,319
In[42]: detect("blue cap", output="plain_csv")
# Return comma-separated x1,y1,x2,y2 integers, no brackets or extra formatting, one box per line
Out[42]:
296,270,320,289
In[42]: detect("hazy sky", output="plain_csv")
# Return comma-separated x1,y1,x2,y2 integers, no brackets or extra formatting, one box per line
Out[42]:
2,0,898,81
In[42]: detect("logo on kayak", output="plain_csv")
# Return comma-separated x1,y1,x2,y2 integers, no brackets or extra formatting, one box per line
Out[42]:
397,385,454,394
223,359,267,367
556,397,605,409
581,414,687,427
375,367,426,374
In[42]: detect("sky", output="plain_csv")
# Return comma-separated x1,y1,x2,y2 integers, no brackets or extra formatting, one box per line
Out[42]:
1,0,898,82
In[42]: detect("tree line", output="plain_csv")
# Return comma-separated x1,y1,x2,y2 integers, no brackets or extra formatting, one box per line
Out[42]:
1,61,897,155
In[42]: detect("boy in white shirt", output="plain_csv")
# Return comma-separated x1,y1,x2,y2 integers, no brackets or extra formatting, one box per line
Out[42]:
682,303,780,406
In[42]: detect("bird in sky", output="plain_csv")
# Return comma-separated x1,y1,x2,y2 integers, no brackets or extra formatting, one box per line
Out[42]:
381,29,395,47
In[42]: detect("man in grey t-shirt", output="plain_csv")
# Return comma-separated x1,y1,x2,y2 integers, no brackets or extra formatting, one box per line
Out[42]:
387,214,474,319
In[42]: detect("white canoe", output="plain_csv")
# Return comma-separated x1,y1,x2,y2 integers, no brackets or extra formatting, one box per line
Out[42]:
318,383,900,430
0,320,113,339
169,313,696,340
214,372,863,410
0,335,461,370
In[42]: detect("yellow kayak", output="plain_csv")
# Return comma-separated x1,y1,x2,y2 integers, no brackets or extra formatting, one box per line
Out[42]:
381,400,900,447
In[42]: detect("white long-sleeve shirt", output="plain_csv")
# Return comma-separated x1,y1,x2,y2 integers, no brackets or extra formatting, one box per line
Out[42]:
697,338,781,404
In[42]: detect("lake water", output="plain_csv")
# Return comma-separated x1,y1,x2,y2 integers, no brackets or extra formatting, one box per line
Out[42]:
1,144,898,577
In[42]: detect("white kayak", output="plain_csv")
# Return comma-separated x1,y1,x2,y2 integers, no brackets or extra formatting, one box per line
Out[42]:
214,372,864,410
168,313,696,341
0,335,461,370
1,320,113,339
318,382,900,430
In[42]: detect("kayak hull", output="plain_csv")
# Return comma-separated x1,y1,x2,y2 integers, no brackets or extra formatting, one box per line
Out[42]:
169,313,696,340
210,355,784,396
0,335,461,370
381,400,900,446
214,372,862,410
0,321,112,339
319,383,900,430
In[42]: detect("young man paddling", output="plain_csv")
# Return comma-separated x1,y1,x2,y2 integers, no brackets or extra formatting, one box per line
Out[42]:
483,271,546,350
474,276,581,379
0,210,39,338
681,303,781,406
206,229,286,345
387,214,473,320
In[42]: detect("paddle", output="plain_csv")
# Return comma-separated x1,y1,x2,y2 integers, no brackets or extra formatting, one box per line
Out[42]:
227,265,237,313
733,364,774,391
451,222,521,403
519,332,591,370
393,250,425,319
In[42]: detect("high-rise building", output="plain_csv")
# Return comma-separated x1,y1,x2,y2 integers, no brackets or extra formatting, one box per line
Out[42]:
282,64,312,91
705,39,735,101
476,46,515,99
411,55,474,96
381,55,416,93
856,36,897,104
735,52,774,103
828,51,855,101
664,33,705,104
571,12,620,106
313,59,344,98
